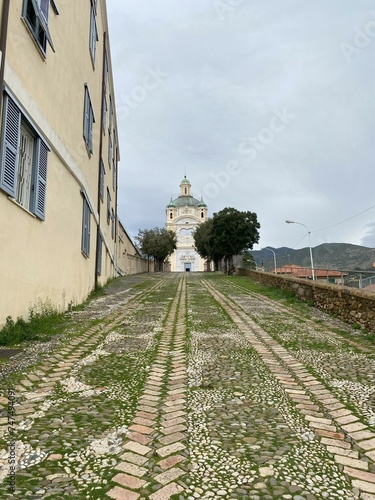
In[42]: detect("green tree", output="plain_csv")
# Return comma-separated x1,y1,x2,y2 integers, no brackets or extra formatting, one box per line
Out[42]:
212,207,260,274
136,228,177,272
193,218,223,271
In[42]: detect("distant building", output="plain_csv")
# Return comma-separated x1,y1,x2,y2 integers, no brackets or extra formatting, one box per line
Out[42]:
0,1,134,326
275,264,347,284
165,177,208,272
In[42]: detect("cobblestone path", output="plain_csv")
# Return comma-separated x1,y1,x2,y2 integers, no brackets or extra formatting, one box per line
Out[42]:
0,273,374,499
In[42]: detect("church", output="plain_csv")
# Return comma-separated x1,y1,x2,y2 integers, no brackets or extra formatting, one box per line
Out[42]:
165,177,208,272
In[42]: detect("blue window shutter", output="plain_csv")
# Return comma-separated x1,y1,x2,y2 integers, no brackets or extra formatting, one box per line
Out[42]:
91,0,98,16
89,6,98,61
82,198,91,256
96,234,102,275
104,52,108,92
88,106,94,153
82,201,87,255
87,203,91,254
100,160,105,200
83,87,89,145
30,0,54,52
111,209,115,239
39,0,49,21
102,96,107,133
34,139,48,220
83,86,95,154
0,96,21,197
109,96,113,131
107,188,111,223
108,134,112,166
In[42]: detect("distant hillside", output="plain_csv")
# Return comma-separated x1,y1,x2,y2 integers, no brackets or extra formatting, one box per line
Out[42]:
251,243,375,271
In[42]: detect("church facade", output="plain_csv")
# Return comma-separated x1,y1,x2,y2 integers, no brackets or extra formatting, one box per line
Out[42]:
165,177,208,272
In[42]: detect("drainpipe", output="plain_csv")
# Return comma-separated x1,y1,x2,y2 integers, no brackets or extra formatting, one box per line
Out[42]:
95,31,107,289
0,0,11,120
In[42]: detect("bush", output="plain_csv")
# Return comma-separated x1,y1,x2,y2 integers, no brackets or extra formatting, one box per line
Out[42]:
0,303,64,347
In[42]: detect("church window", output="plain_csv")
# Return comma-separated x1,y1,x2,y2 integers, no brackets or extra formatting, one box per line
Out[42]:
170,212,173,219
201,211,204,218
184,188,187,194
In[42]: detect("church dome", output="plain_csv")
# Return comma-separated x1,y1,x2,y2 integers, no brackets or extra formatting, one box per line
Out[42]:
173,196,200,207
198,197,207,207
180,177,190,185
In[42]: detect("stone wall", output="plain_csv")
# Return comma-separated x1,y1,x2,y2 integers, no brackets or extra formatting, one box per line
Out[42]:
117,222,153,275
237,269,375,333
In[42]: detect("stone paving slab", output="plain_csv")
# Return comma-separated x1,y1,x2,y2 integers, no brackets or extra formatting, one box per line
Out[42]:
0,273,374,499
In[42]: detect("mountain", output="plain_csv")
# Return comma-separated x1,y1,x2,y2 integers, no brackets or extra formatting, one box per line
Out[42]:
251,243,375,271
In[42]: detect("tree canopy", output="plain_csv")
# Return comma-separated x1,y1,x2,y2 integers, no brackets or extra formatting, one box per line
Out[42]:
212,207,260,257
194,207,260,273
193,218,221,260
135,227,177,271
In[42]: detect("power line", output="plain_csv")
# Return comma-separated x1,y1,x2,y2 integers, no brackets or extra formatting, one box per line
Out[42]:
291,233,308,249
311,203,375,233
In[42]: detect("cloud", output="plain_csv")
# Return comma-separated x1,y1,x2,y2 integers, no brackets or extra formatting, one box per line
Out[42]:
107,0,375,248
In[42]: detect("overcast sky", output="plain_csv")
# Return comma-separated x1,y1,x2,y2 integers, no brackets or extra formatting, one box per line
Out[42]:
106,0,375,251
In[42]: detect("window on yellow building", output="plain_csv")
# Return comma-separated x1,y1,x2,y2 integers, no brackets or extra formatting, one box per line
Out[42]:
83,85,95,155
100,160,105,201
96,233,102,276
81,196,91,257
111,209,115,239
107,188,111,223
89,0,98,64
102,96,107,133
22,0,55,55
0,94,49,220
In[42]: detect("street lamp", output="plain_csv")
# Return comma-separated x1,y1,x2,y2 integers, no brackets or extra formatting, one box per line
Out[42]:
285,220,315,280
262,247,277,274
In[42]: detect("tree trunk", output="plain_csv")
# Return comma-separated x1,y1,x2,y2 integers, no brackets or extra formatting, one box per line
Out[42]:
228,255,234,275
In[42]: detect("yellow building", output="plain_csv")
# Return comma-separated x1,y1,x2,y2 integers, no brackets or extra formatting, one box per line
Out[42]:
0,0,122,325
166,177,208,272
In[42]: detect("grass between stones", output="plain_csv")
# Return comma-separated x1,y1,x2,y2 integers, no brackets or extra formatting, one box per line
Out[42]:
184,274,358,498
0,275,180,498
215,276,375,419
0,273,371,498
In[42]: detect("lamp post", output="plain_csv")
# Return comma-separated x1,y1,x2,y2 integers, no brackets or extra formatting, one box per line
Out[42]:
262,247,277,274
285,220,315,280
